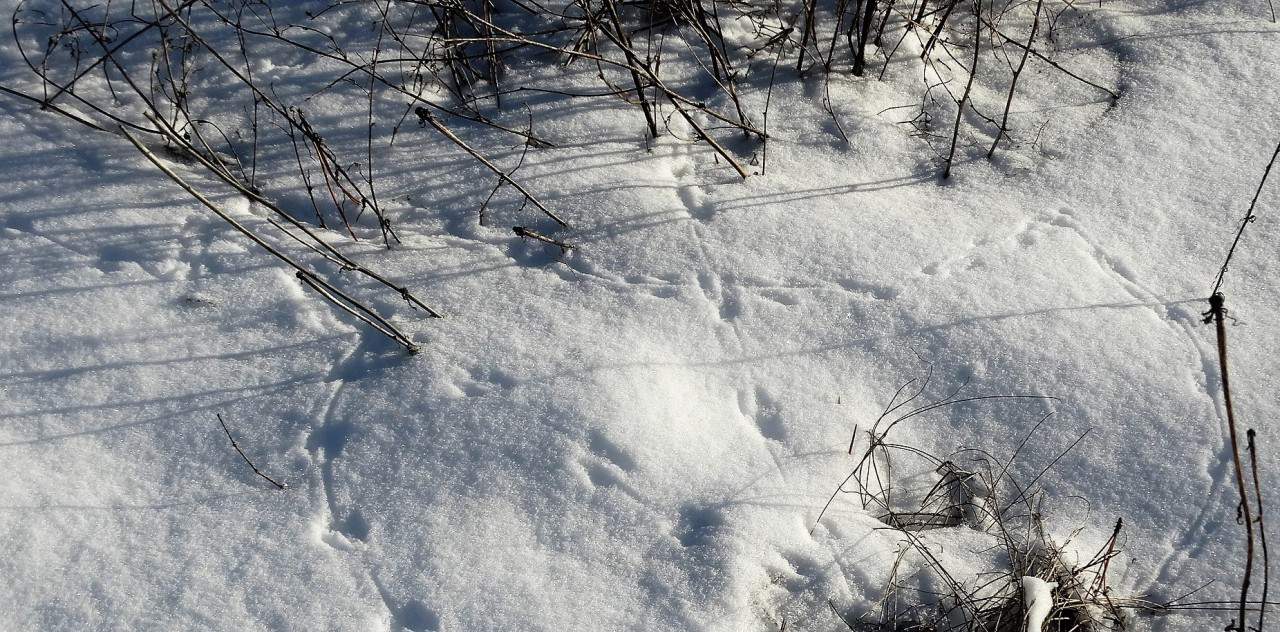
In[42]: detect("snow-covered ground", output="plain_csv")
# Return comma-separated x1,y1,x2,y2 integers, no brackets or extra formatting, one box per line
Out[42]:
1,0,1277,630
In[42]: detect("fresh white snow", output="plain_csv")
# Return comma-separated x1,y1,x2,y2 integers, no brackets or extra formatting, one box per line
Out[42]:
1,0,1278,630
1021,576,1057,632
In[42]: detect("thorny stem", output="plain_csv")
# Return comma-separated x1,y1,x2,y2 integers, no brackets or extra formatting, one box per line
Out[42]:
1211,140,1280,296
1205,141,1280,632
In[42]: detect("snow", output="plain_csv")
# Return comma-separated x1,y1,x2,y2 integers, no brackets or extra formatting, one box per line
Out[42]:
1,0,1278,630
1021,576,1057,632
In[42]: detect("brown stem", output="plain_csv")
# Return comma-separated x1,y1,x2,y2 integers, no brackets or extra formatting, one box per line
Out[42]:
1208,293,1256,632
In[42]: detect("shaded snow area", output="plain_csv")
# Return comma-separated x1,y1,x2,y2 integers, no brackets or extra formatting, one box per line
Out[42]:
1,0,1278,630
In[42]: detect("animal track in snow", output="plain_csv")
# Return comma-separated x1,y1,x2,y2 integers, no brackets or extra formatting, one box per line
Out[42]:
373,577,441,632
394,599,441,632
915,209,1075,279
334,508,371,542
720,276,902,309
578,431,638,493
699,270,742,321
444,365,518,398
835,278,900,301
769,549,825,594
307,414,370,548
674,505,724,548
553,256,684,299
588,432,636,472
584,460,627,489
738,387,786,442
308,345,381,552
1041,205,1230,586
756,289,801,306
668,151,715,221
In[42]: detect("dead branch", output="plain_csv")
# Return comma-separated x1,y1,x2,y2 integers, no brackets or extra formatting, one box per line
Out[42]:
217,414,287,490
